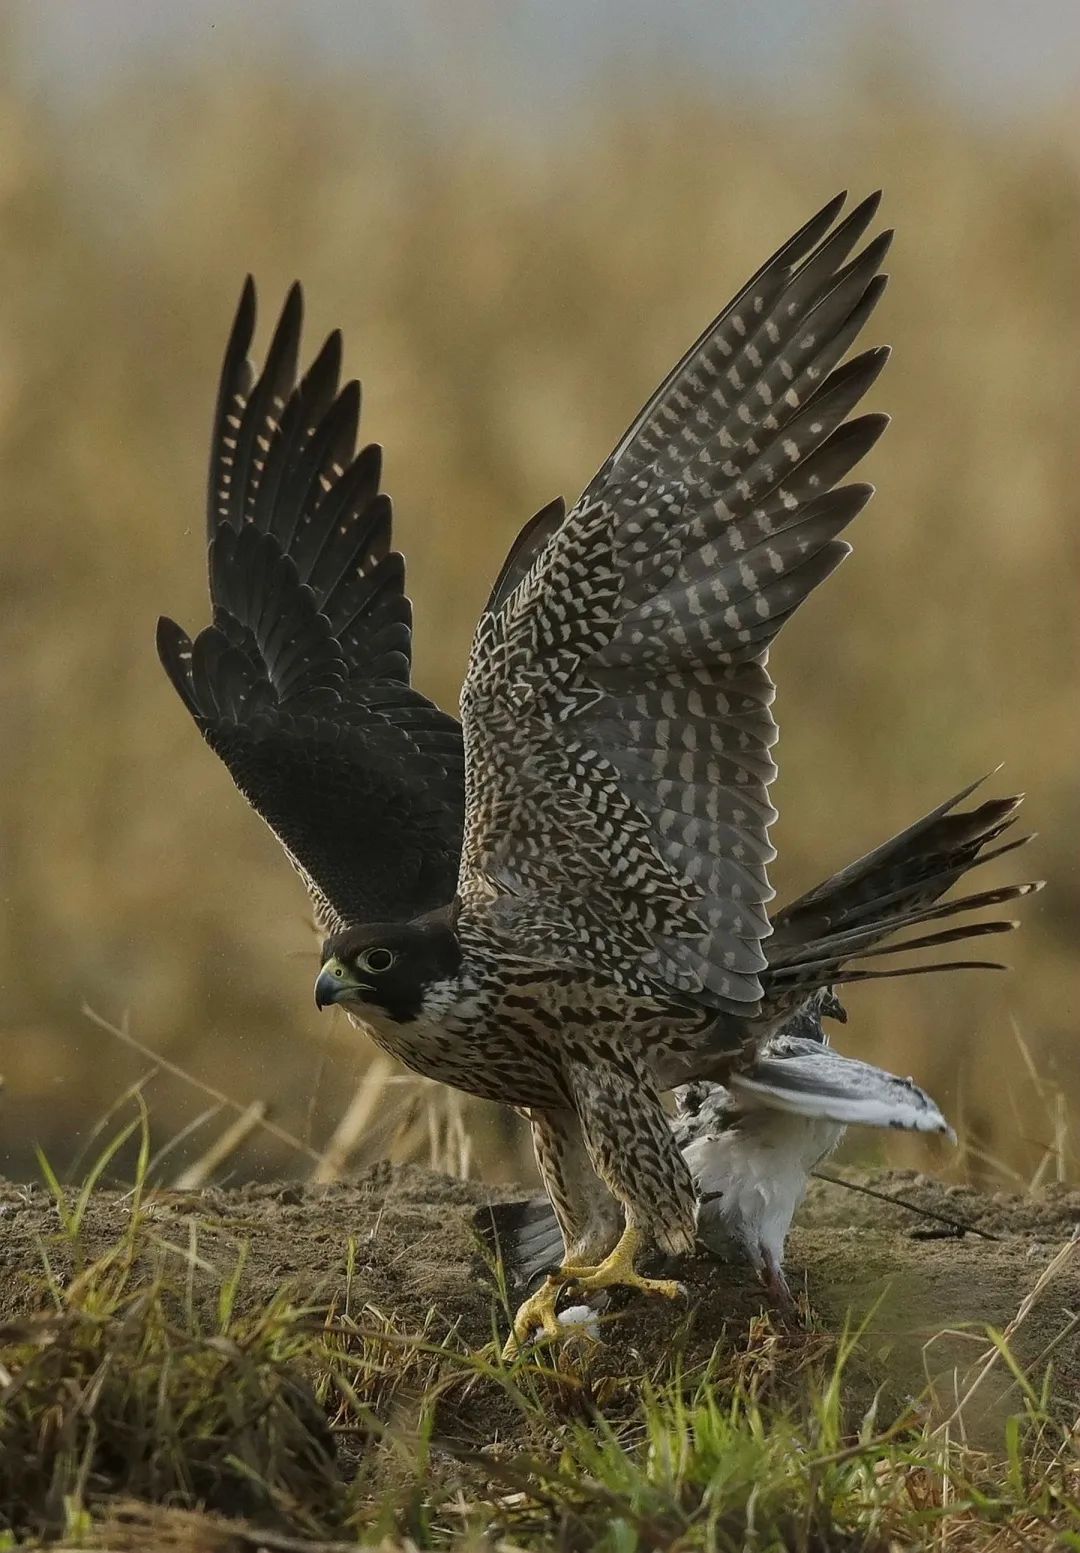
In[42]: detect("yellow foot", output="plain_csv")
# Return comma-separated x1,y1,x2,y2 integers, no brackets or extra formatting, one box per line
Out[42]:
503,1274,564,1359
502,1226,685,1358
563,1224,685,1304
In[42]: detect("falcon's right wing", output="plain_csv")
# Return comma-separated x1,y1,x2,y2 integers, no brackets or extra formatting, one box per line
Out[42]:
158,281,465,932
459,192,891,1015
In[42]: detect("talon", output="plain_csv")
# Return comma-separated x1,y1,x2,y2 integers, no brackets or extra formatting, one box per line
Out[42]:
503,1274,564,1358
563,1224,684,1304
504,1225,688,1354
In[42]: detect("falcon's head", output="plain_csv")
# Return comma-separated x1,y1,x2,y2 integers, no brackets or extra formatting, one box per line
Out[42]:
314,911,462,1025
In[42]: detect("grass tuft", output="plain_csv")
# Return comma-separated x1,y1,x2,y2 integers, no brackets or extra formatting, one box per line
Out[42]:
0,1274,344,1541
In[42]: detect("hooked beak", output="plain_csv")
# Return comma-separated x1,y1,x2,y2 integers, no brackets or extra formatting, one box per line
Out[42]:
819,989,848,1025
314,958,370,1010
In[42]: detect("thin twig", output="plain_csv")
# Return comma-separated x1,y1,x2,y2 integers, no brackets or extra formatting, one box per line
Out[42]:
82,1003,324,1166
811,1168,1001,1241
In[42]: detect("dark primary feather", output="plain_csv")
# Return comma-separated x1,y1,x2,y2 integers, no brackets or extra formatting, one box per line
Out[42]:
159,279,464,931
461,192,892,1015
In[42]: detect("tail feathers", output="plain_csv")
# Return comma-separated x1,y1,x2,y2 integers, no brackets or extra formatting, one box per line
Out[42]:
472,1198,564,1289
775,777,1025,934
810,958,1012,989
730,1040,955,1138
770,882,1041,978
765,781,1042,1006
837,830,1033,929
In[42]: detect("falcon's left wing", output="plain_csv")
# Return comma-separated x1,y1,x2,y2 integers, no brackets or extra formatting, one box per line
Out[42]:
158,280,465,931
459,193,890,1015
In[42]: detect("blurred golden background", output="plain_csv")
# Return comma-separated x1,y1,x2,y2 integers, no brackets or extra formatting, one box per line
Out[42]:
0,4,1077,1190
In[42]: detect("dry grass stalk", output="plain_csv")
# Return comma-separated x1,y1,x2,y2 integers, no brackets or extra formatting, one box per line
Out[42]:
84,1005,325,1167
172,1101,268,1190
933,1230,1080,1439
310,1057,396,1184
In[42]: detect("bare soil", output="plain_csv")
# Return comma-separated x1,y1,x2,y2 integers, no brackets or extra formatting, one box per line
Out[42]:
2,1166,1078,1435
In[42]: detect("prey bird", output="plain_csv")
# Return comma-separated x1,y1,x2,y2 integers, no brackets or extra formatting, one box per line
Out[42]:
158,191,1038,1353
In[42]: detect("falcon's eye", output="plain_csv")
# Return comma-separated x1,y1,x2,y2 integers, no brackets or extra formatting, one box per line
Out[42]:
358,947,395,974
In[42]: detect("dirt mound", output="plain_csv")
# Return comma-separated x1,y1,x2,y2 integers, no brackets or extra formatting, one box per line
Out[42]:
2,1165,1078,1424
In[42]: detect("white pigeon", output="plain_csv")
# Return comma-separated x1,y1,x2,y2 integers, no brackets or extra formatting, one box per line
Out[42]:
673,993,954,1304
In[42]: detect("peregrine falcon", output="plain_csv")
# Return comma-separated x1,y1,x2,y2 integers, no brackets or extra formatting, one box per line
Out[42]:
302,191,1038,1349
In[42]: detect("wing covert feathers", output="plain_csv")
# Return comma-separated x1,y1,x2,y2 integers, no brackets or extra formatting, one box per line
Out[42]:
461,192,890,1015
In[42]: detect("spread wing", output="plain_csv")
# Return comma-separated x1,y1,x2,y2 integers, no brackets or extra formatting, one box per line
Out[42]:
158,280,465,931
459,192,890,1014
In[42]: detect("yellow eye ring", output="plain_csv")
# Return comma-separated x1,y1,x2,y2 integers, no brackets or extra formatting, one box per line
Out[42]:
359,947,395,974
